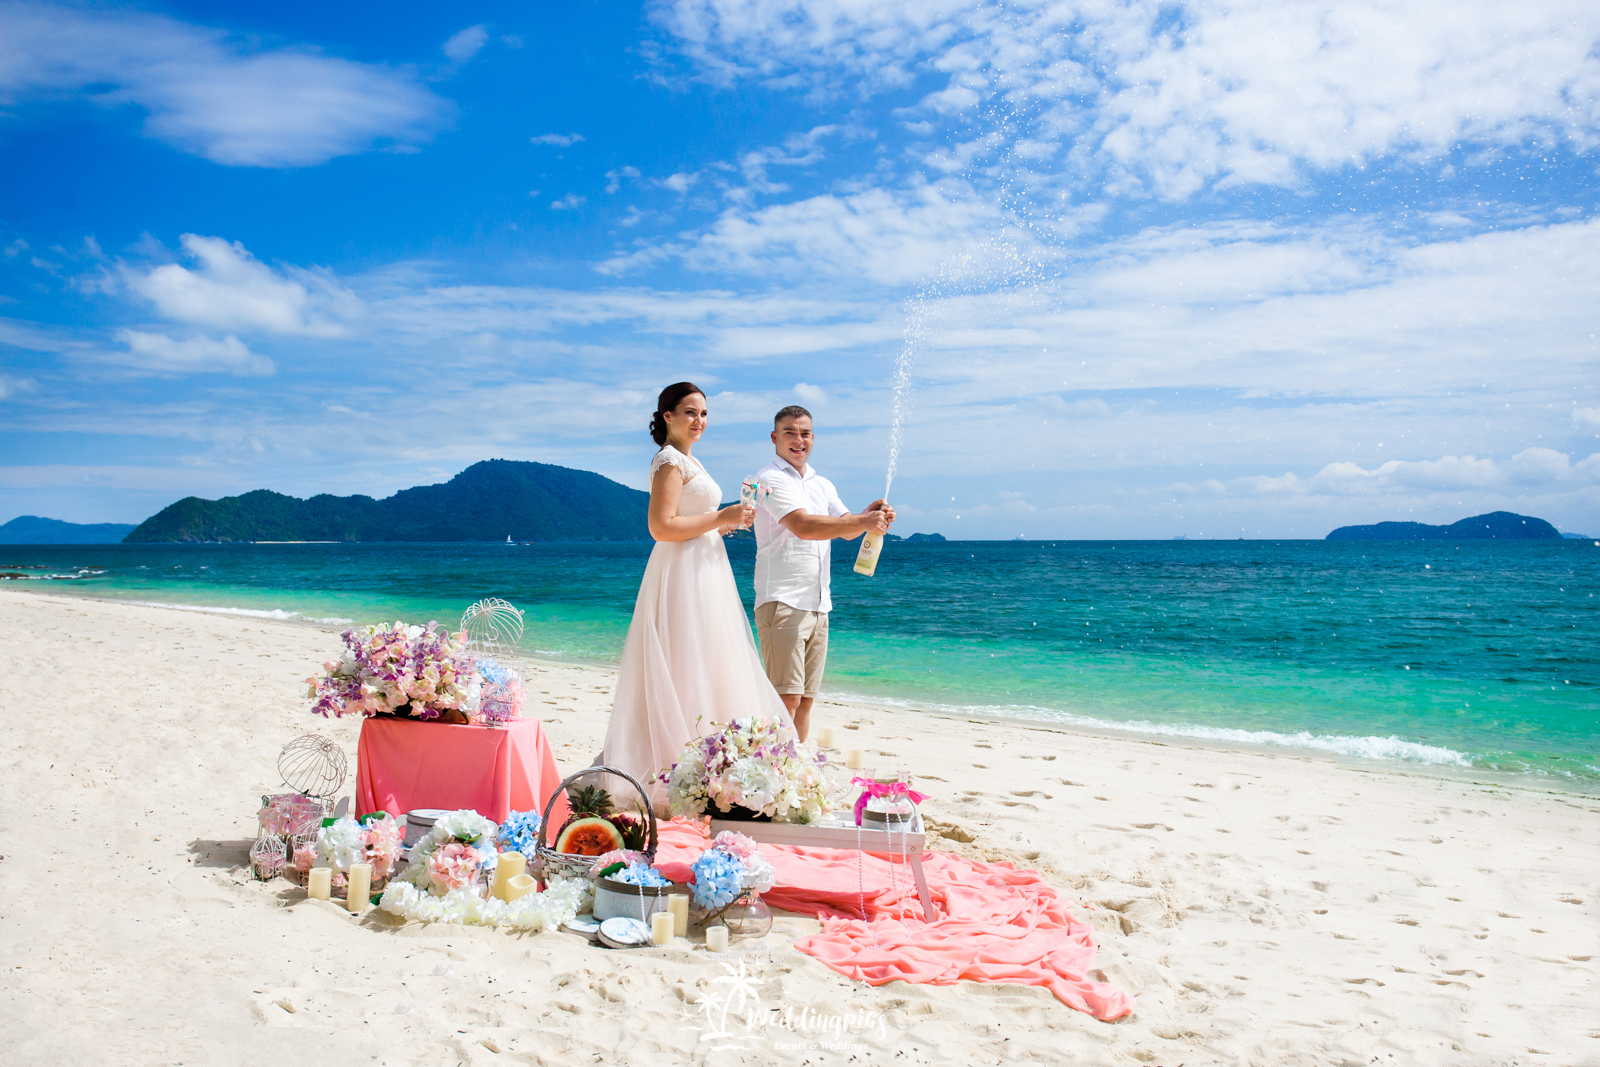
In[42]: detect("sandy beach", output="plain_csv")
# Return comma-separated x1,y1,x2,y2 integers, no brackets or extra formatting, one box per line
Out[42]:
0,586,1594,1066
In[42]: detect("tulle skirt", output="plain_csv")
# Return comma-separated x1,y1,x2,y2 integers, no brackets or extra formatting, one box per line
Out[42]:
601,531,791,802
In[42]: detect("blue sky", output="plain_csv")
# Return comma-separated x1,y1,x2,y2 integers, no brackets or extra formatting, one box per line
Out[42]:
2,0,1598,538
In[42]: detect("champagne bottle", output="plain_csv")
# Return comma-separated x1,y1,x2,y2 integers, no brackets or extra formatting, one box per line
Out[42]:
854,523,885,576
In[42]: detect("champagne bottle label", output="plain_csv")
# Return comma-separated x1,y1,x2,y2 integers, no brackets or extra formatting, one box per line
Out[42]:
854,528,883,576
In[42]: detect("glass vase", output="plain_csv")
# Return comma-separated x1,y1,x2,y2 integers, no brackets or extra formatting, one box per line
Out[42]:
723,890,773,941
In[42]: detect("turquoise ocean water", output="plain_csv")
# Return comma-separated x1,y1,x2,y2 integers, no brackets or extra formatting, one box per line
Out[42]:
6,539,1597,786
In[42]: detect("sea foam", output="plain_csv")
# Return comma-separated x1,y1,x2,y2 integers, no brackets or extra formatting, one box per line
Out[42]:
126,600,353,625
848,693,1473,767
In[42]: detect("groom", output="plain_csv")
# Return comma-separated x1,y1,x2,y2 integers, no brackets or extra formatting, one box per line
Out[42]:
751,405,894,742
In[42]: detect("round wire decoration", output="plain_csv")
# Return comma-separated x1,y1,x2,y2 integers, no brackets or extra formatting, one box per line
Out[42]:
461,598,524,656
278,734,347,801
250,834,287,881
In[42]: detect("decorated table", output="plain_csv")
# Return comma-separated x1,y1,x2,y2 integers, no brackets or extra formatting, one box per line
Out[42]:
355,716,567,824
707,814,936,922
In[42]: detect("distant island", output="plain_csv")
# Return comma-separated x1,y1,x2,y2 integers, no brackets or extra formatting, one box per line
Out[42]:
0,515,138,545
1326,511,1562,541
124,460,649,543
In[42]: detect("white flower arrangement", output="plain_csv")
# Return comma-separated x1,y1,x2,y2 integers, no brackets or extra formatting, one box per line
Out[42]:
401,809,500,895
315,817,368,871
660,716,835,822
378,874,587,930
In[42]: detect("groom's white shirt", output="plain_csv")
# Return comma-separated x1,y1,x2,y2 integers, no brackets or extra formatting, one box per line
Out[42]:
753,456,849,613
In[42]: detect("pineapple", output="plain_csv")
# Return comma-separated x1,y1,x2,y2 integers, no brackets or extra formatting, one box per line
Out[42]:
559,784,616,837
610,812,647,852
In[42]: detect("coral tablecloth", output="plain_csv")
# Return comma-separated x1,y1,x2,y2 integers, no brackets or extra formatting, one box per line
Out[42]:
355,717,567,824
656,819,1134,1021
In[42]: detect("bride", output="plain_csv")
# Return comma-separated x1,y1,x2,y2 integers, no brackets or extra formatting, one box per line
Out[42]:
601,382,793,798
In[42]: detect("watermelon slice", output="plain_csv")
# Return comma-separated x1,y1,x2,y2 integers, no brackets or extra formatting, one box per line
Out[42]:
554,816,625,855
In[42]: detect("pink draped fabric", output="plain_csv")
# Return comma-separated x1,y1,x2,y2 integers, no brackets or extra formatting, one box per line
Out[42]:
655,820,1134,1021
355,717,568,825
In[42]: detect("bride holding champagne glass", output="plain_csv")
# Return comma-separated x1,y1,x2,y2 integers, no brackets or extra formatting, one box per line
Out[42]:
600,382,793,800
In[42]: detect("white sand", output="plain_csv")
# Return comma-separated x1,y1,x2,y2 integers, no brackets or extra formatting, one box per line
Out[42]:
0,586,1594,1066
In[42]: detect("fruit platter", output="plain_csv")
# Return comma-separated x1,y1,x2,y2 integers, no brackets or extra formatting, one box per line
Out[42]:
534,765,659,880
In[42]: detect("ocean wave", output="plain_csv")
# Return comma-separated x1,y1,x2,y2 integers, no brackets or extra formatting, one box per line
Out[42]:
125,600,354,625
842,692,1473,767
0,567,106,580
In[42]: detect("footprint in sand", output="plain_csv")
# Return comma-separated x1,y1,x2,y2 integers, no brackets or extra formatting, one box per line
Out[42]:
1133,823,1175,832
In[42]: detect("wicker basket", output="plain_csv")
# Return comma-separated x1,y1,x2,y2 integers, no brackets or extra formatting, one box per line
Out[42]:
533,765,658,881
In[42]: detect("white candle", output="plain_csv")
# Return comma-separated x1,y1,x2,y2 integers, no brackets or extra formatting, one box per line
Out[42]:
506,873,537,901
346,863,372,913
705,925,729,953
308,867,332,901
651,910,675,946
845,749,864,770
817,727,836,748
668,893,689,937
491,852,527,901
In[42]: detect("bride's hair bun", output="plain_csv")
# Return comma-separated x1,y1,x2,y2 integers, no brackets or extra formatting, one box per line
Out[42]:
651,381,704,446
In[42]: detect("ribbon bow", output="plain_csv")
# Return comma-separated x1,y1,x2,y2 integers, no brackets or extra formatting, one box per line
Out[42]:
852,777,929,826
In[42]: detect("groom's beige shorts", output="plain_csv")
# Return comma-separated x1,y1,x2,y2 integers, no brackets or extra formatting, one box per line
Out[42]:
755,601,829,698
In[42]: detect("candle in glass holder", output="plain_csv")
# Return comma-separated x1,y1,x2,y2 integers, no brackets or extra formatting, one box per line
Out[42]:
844,749,864,769
506,874,536,902
491,852,527,901
308,867,332,901
346,863,372,913
705,925,729,952
816,726,836,748
651,910,675,946
668,893,689,937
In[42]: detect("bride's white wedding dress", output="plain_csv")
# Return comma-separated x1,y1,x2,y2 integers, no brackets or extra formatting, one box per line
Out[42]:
601,445,792,798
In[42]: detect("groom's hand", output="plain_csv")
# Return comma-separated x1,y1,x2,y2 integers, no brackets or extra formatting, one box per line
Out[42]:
866,499,895,525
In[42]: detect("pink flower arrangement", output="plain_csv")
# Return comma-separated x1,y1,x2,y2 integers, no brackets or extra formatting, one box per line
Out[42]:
711,831,758,861
365,814,403,879
259,793,323,836
427,842,481,892
306,621,479,720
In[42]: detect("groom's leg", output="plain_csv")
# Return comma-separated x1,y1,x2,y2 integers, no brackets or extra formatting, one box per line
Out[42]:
791,609,827,743
781,693,814,742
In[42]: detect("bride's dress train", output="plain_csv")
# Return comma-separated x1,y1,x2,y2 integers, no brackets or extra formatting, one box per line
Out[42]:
601,446,791,797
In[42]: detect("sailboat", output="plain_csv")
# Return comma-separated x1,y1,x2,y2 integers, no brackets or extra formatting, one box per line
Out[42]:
505,535,513,544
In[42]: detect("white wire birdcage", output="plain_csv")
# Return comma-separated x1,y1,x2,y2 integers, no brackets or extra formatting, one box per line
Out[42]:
461,598,524,656
278,734,347,804
250,834,287,881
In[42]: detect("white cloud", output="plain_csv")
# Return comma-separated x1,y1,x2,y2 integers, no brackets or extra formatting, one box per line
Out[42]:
0,2,451,167
531,132,585,147
121,234,360,336
0,315,78,352
606,180,1047,284
112,329,274,376
443,24,490,63
0,374,36,399
605,165,641,193
1226,449,1600,497
660,171,700,193
550,194,587,211
794,382,828,405
653,0,1600,198
1576,406,1600,432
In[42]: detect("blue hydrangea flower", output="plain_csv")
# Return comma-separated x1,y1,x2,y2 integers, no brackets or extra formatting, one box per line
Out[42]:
612,862,672,888
496,810,542,855
691,849,744,909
